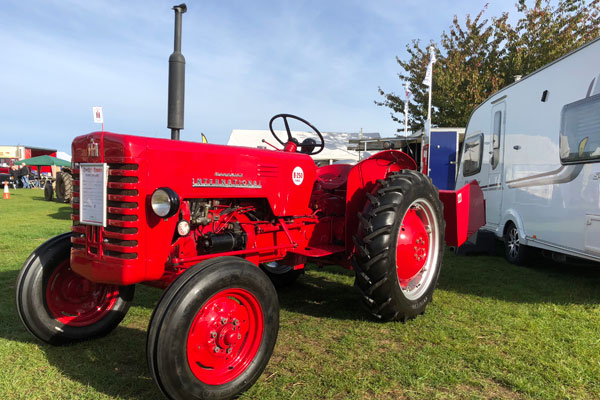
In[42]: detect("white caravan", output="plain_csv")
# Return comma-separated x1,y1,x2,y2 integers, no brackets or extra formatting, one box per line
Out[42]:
456,37,600,264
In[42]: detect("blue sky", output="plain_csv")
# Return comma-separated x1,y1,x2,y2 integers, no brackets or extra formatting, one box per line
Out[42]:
0,0,517,154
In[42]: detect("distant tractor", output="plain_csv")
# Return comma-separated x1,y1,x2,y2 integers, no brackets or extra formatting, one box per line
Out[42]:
44,168,73,203
15,4,485,400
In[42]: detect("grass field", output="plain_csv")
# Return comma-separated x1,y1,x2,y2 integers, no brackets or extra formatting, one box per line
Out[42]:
1,189,600,399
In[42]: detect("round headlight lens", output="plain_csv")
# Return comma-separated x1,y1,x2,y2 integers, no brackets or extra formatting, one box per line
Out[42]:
151,188,180,218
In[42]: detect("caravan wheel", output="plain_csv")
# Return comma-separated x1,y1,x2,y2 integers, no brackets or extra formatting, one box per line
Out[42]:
503,222,528,265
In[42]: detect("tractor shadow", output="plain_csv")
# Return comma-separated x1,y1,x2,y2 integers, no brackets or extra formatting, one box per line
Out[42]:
277,265,368,321
48,205,72,220
439,247,600,305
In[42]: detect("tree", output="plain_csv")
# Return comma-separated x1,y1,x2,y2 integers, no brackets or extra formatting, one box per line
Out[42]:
376,0,600,133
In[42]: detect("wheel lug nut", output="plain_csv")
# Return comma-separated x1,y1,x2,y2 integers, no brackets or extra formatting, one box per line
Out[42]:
210,331,217,338
226,348,232,354
237,334,242,340
221,318,227,325
214,346,220,353
232,319,239,326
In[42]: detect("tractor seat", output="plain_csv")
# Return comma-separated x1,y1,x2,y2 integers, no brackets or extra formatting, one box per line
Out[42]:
315,164,353,190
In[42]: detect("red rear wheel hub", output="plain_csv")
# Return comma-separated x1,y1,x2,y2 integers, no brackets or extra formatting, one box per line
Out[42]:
45,261,119,326
396,208,430,282
187,288,264,385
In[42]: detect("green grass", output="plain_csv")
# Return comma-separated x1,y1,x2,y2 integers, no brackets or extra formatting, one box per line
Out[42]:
2,189,600,399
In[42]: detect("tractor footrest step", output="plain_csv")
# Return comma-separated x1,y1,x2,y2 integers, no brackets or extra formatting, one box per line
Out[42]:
290,245,345,257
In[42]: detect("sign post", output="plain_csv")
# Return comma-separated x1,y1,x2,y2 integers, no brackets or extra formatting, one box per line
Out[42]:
92,106,104,131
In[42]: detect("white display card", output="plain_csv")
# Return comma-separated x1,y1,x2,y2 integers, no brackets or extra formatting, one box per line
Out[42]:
80,163,108,226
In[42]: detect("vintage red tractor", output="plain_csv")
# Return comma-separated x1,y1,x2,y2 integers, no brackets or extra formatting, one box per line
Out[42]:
15,4,484,400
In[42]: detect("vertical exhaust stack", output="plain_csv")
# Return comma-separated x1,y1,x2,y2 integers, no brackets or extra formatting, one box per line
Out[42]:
168,3,187,140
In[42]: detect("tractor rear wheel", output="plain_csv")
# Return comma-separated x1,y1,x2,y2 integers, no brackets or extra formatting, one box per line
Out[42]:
353,170,445,321
56,171,73,203
147,257,279,400
15,233,134,345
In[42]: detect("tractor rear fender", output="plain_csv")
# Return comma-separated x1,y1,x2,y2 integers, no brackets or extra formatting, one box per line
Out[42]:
345,150,417,255
439,180,486,247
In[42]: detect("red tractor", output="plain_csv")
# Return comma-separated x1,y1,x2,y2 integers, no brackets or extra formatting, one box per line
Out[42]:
15,4,484,400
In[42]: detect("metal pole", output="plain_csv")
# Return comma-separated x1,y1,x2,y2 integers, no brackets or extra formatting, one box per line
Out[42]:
404,83,409,137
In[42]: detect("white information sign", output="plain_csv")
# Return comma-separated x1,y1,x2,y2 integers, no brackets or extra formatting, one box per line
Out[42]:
80,163,108,226
93,106,104,124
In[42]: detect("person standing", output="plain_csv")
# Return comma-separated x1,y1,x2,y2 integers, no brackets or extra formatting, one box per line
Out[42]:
20,165,31,189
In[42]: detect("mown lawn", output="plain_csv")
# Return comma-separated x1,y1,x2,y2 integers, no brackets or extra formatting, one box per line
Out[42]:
1,189,600,399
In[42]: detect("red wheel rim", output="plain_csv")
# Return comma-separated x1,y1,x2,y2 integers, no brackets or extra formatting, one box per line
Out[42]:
187,288,264,385
396,208,430,281
45,261,119,327
395,199,440,300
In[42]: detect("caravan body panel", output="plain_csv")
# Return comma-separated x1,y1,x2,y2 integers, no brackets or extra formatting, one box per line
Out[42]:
456,38,600,262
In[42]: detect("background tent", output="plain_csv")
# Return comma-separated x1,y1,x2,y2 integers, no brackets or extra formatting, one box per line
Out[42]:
14,155,71,167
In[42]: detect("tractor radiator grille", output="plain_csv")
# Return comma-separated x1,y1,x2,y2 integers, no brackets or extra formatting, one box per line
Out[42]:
71,163,140,260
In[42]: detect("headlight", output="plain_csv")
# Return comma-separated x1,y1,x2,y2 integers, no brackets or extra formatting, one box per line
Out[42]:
151,187,180,218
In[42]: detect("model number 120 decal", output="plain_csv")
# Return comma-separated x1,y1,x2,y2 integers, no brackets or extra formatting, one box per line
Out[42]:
292,166,304,185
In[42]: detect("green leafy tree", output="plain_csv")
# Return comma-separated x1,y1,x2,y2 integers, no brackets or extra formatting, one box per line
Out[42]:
377,0,600,133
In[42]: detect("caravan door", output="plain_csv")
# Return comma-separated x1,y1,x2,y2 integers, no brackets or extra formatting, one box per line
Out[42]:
485,101,506,226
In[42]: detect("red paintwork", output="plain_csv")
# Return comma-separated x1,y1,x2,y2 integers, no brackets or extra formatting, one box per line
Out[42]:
68,131,484,287
439,180,486,247
45,260,119,327
187,288,263,385
396,209,429,281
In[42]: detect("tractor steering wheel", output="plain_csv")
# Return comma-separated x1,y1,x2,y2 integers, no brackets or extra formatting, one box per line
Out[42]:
269,114,325,155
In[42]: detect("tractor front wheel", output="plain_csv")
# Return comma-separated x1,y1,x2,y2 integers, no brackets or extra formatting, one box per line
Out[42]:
260,261,303,288
353,170,445,321
147,257,279,400
15,233,134,345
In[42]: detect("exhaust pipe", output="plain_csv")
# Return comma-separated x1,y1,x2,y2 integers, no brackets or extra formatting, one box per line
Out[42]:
168,3,187,140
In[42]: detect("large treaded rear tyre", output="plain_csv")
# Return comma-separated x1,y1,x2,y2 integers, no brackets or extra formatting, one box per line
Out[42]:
55,171,73,203
353,170,445,321
15,233,134,345
147,257,279,400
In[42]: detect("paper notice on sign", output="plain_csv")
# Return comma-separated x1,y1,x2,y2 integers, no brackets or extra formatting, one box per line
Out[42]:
93,106,103,124
80,163,108,226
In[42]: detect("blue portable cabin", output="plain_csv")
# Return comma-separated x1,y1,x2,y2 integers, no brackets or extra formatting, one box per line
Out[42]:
420,127,465,190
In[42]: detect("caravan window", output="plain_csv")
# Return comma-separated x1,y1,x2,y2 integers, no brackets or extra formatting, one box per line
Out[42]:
560,93,600,164
492,110,502,169
462,134,483,176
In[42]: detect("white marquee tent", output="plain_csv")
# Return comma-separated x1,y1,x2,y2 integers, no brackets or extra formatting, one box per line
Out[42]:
227,130,380,165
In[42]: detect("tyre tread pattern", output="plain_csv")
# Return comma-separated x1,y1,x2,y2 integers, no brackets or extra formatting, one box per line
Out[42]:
352,169,445,322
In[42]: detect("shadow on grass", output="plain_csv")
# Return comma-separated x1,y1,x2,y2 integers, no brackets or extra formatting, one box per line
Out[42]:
0,272,162,399
440,249,600,305
48,205,72,220
277,267,367,321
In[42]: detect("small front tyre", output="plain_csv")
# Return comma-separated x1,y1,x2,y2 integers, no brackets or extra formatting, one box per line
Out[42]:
15,233,134,345
353,170,445,321
147,257,279,400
